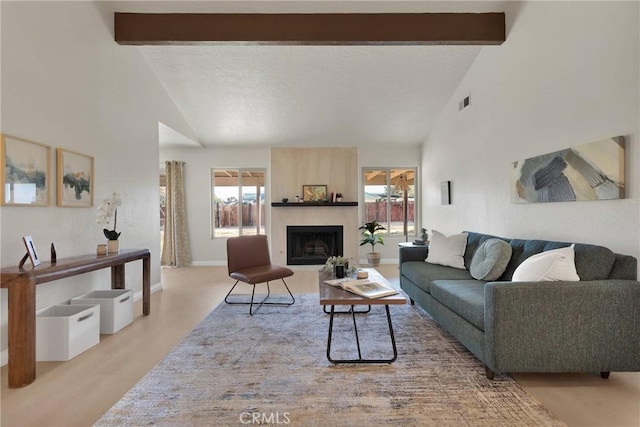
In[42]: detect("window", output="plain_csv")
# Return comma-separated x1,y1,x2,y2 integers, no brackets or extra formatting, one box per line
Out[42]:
362,168,416,238
212,169,266,238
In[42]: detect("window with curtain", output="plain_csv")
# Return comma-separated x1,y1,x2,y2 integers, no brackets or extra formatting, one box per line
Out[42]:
211,169,266,238
159,172,166,252
362,168,417,238
162,161,191,267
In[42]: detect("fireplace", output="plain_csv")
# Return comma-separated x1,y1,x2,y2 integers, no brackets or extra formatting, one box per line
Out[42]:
287,225,343,265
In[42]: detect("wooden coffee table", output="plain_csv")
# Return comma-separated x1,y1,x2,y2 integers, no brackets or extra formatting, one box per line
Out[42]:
318,268,406,364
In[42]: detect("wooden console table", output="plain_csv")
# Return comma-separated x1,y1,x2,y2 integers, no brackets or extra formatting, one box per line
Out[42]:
0,249,151,388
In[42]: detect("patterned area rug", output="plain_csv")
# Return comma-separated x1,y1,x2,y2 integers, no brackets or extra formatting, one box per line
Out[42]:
97,294,564,426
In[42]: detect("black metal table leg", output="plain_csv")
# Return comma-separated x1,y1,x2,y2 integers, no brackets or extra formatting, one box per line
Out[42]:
351,305,363,360
385,305,398,363
326,304,398,364
326,305,337,362
323,305,371,314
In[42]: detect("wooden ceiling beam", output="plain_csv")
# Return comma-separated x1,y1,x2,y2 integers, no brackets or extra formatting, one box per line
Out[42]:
114,12,505,46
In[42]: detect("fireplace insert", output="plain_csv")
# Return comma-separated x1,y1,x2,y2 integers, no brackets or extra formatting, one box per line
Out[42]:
286,225,343,265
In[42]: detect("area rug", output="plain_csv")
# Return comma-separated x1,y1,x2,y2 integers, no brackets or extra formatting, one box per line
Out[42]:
96,294,565,426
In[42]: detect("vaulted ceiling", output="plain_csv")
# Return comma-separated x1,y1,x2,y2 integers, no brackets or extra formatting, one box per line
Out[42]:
109,1,508,149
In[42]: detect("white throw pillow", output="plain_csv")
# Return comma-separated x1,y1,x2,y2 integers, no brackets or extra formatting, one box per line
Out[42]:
426,230,468,270
511,244,580,282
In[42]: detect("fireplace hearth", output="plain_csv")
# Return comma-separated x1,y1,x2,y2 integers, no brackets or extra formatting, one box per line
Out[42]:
287,225,343,265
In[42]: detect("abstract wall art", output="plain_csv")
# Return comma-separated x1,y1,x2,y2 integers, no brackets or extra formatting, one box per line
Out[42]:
57,148,94,207
1,134,51,206
511,136,625,204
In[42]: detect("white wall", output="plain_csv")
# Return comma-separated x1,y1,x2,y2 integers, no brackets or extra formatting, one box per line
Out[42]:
0,2,196,360
422,1,640,262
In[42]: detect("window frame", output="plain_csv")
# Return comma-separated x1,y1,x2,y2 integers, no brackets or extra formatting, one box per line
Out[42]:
361,167,418,238
211,168,267,239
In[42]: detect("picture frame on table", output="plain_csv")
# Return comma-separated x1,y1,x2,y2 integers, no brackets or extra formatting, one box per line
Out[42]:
56,148,94,207
302,185,328,202
22,235,41,267
0,134,51,206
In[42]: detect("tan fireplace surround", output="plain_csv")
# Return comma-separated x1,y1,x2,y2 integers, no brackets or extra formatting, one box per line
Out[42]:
270,147,359,266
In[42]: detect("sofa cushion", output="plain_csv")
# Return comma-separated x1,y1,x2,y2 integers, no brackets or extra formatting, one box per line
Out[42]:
512,244,580,281
501,239,615,281
572,244,616,280
426,230,468,269
609,254,638,280
430,280,486,331
470,239,513,281
400,261,474,294
463,231,509,269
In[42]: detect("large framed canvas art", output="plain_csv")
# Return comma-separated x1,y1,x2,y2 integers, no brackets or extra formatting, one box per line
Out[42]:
511,137,625,204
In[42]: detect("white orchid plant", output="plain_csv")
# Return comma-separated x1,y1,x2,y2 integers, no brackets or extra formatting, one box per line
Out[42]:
97,192,122,241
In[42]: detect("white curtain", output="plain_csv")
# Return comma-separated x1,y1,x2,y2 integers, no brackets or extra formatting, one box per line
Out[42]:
161,161,191,267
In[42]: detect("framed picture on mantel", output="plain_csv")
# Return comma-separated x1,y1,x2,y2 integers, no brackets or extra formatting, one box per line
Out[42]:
302,185,327,202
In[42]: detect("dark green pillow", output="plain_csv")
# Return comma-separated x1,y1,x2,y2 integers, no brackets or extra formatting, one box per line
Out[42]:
470,238,512,281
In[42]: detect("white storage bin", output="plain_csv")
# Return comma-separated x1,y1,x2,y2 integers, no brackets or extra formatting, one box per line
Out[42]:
36,304,100,361
71,289,133,334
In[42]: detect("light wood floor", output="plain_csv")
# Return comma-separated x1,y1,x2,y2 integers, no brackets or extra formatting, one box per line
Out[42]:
2,265,639,427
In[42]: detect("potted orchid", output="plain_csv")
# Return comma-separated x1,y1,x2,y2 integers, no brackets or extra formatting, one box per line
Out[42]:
97,192,122,253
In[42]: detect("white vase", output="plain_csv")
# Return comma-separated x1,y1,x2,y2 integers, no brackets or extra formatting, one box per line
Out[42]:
107,240,119,253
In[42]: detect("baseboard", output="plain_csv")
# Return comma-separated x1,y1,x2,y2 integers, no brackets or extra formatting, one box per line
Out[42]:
189,259,399,268
189,261,228,267
0,282,163,367
134,282,163,301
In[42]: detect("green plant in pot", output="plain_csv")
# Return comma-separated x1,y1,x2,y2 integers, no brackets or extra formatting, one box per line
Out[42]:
359,220,386,266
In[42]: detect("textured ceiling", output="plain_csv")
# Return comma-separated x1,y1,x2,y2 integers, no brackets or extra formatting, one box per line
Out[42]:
110,1,507,148
143,44,482,148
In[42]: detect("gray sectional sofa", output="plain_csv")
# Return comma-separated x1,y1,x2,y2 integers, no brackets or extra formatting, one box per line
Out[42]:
399,231,640,379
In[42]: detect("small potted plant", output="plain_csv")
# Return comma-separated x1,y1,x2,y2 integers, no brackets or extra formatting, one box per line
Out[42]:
321,256,349,276
359,220,386,266
97,192,122,253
